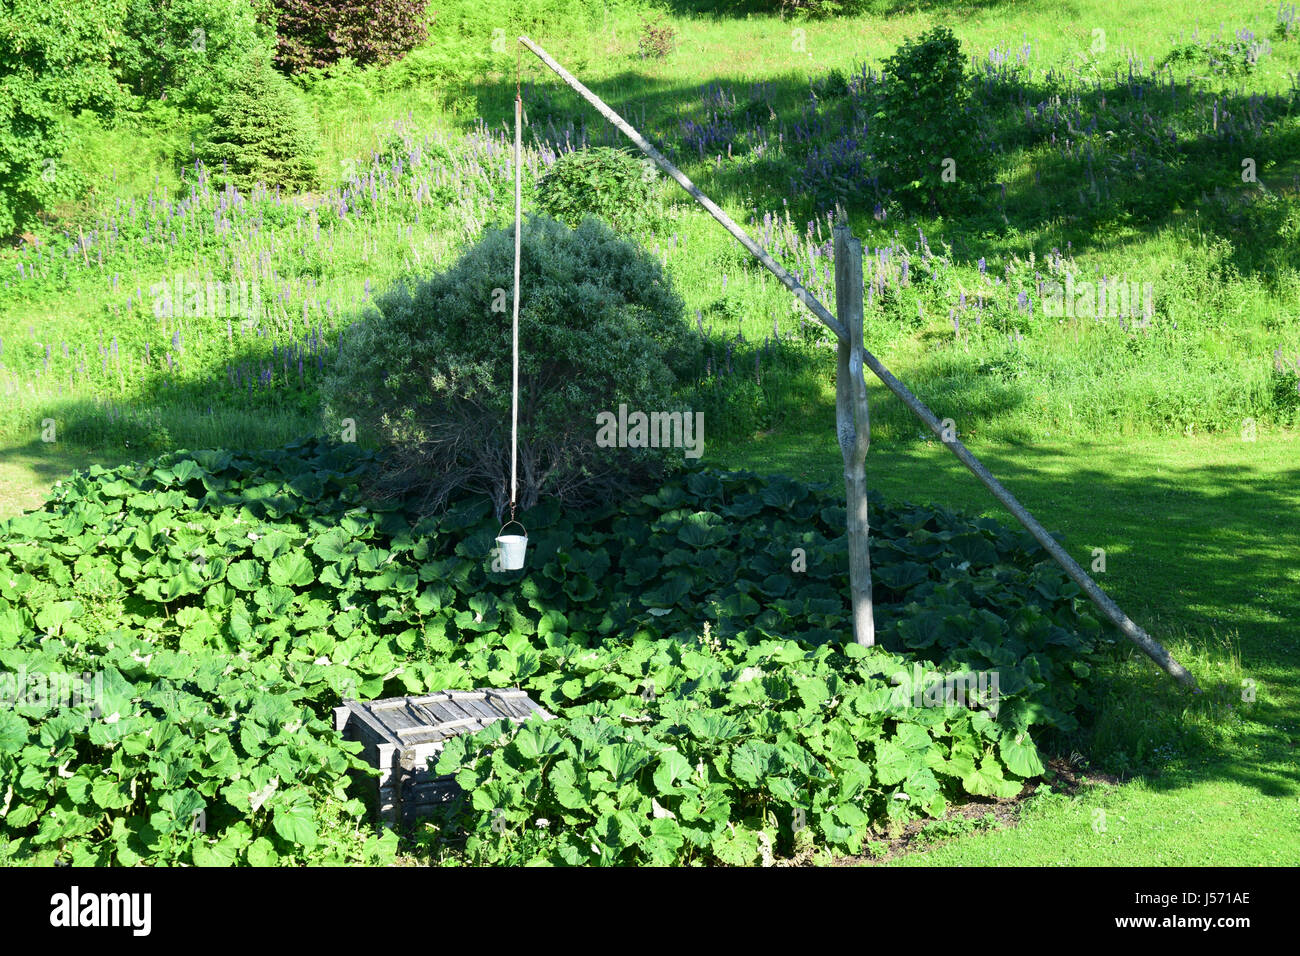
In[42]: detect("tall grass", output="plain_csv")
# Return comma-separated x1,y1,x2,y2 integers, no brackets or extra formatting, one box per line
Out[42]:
2,0,1298,459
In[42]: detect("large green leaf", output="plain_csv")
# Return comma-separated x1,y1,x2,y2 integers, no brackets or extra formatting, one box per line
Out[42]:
271,790,319,850
226,560,264,591
269,552,316,588
999,732,1046,778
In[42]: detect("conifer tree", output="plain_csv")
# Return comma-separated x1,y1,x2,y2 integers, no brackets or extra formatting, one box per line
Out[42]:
199,56,321,194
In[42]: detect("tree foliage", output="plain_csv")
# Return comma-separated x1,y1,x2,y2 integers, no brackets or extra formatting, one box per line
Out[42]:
0,0,125,236
115,0,277,111
270,0,430,74
196,54,321,193
871,25,993,212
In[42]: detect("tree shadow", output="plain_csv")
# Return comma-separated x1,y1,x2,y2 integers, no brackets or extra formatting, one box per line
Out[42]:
751,427,1300,797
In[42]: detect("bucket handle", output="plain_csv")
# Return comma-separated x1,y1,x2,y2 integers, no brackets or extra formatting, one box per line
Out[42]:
497,519,527,537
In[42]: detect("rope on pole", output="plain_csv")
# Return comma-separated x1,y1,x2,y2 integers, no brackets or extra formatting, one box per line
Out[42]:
511,86,522,520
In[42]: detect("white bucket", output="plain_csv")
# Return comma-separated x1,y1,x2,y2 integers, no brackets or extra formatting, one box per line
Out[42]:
495,533,528,570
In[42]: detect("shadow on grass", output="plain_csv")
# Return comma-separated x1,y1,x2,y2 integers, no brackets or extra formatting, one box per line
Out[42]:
720,418,1300,797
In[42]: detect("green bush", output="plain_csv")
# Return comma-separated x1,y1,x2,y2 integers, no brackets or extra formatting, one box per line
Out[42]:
322,215,700,516
196,55,321,193
115,0,277,111
536,147,658,233
871,26,993,213
0,0,125,236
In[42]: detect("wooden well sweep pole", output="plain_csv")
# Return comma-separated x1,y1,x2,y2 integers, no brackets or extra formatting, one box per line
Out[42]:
517,35,1198,691
834,225,875,647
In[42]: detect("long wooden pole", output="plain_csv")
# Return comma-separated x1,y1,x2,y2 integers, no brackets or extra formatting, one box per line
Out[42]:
834,225,874,647
517,35,1198,691
511,91,522,517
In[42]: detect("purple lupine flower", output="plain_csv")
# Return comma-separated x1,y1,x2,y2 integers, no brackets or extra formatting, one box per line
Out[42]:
978,257,987,275
1018,291,1029,312
172,329,181,352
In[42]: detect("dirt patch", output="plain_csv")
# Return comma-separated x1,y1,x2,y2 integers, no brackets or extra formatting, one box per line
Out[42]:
817,757,1122,866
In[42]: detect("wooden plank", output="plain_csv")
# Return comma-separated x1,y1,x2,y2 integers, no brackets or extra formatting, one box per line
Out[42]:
419,698,462,725
332,703,353,733
834,224,875,647
457,695,501,722
373,702,425,736
345,702,404,750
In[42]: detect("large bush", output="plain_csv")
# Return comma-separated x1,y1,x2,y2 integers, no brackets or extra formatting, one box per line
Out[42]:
871,26,993,212
115,0,276,111
270,0,430,74
196,55,321,193
536,147,658,233
0,0,125,237
322,215,700,516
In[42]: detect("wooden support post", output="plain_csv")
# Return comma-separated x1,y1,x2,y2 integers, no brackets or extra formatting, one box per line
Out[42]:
517,35,1198,691
834,225,874,646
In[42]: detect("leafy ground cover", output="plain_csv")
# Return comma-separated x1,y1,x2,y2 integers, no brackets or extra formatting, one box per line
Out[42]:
0,439,1112,865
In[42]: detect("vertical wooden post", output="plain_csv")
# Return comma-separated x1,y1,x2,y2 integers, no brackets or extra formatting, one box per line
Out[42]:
834,224,874,646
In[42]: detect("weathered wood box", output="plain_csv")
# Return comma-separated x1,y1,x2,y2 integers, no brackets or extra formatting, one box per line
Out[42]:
334,689,553,827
